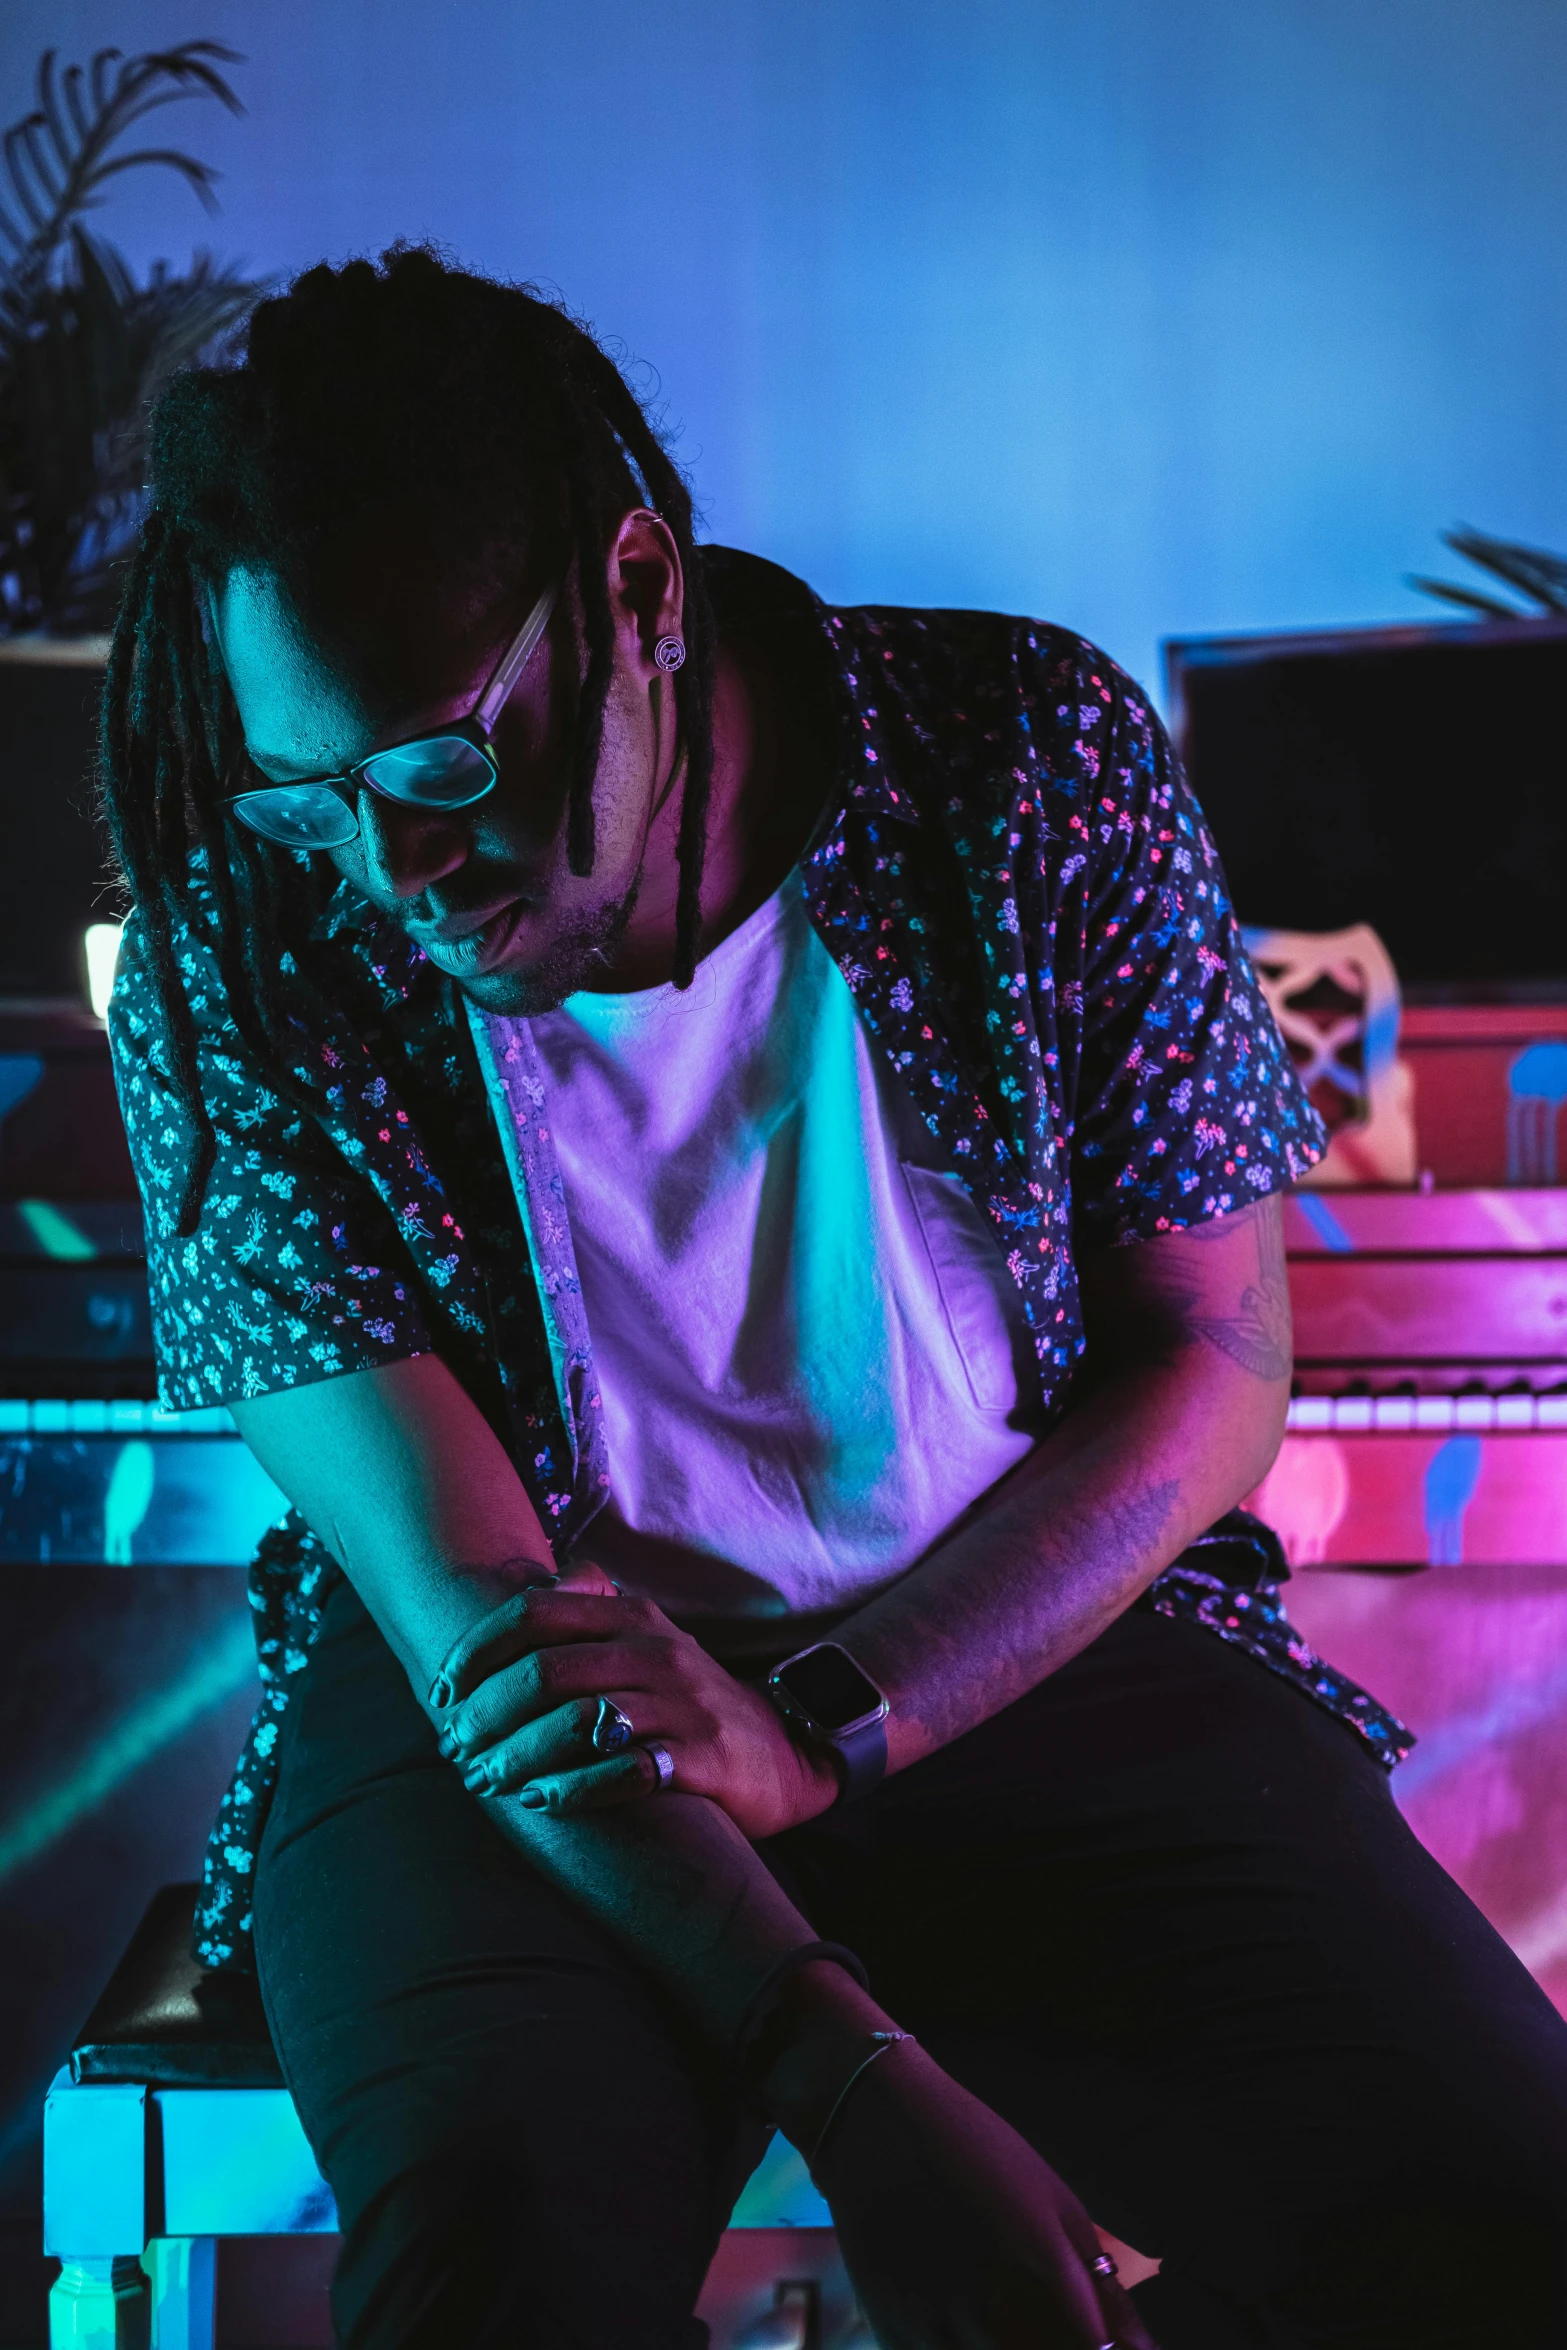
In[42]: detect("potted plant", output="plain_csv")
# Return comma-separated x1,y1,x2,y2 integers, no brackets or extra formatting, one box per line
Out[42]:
0,39,263,1000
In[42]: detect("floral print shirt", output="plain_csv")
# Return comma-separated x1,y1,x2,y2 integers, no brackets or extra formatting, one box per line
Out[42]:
107,549,1411,1972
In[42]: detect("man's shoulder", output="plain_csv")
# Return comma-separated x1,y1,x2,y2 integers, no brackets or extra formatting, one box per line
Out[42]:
827,598,1166,829
701,543,1151,734
833,597,1139,713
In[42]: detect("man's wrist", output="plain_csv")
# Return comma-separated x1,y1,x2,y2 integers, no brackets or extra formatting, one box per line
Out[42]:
791,1733,846,1817
752,1959,905,2146
741,1683,841,1826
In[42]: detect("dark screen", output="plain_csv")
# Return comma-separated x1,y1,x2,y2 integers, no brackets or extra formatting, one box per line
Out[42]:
780,1643,880,1728
1166,622,1567,988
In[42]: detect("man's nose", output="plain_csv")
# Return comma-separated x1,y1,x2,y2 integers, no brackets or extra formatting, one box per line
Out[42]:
356,791,468,899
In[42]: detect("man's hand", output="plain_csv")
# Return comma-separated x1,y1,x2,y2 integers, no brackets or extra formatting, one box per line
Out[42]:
429,1572,842,1838
822,2049,1157,2350
761,1967,1158,2350
829,2052,1157,2349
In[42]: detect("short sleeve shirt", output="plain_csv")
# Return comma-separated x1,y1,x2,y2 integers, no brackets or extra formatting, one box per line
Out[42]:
108,548,1409,1972
112,555,1325,1433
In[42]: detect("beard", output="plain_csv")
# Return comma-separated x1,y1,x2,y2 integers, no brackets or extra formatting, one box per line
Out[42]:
456,870,642,1017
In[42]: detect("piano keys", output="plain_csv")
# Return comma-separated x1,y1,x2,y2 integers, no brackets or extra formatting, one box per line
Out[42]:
1253,1187,1567,1569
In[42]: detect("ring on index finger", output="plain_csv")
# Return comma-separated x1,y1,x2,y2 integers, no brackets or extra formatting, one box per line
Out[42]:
590,1697,635,1755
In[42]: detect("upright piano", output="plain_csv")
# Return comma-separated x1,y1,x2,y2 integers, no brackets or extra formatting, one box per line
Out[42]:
1164,613,1567,1575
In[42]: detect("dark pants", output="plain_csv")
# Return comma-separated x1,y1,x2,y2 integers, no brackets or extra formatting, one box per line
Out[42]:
255,1579,1567,2350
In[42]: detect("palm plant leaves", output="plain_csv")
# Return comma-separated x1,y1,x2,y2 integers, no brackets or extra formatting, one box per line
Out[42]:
1409,526,1567,622
0,40,262,633
0,43,242,334
1405,574,1528,621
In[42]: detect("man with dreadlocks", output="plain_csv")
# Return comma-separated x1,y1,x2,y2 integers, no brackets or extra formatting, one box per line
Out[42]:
105,247,1567,2350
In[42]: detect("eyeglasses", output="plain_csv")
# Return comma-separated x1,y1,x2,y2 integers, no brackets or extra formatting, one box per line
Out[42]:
224,581,558,850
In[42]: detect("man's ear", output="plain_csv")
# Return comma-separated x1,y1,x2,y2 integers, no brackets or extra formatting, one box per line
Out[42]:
605,506,684,675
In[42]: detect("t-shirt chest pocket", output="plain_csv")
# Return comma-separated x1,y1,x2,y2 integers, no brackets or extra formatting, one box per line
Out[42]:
900,1163,1026,1415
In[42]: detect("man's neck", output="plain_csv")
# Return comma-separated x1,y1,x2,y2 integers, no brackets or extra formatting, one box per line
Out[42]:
578,628,828,995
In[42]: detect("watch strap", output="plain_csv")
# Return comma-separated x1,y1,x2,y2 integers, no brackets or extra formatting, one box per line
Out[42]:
829,1712,888,1806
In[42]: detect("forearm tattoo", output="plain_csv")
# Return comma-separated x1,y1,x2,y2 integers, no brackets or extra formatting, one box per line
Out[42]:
883,1474,1181,1750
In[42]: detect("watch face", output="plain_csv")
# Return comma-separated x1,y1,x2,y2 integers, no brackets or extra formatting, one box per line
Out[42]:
773,1642,886,1736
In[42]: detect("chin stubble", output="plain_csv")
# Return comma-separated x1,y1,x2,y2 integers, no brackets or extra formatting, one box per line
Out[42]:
461,872,642,1017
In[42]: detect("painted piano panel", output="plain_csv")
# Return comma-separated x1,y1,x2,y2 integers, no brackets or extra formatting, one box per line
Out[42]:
1289,1256,1567,1373
1250,1431,1567,1570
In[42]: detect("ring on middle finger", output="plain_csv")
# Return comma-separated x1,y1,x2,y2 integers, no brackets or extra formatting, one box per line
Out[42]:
590,1696,636,1755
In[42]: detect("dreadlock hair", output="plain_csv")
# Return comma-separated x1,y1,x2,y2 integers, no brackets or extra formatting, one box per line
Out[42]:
100,245,718,1236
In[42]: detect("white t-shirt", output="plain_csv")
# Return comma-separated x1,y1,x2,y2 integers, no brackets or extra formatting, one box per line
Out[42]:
487,876,1038,1620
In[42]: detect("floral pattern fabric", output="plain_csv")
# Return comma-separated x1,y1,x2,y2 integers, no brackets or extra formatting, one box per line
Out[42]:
107,548,1410,1973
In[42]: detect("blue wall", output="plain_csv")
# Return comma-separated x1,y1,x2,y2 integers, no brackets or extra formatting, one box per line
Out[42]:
6,0,1567,699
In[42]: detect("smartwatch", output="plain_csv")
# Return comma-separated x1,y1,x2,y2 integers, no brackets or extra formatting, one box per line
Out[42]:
765,1641,890,1805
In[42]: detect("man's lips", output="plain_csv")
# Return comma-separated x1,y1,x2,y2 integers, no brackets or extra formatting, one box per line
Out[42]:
418,900,520,945
411,899,531,974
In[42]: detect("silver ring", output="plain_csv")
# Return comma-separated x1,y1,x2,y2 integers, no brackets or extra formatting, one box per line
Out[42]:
642,1740,676,1791
590,1697,635,1755
1091,2253,1118,2278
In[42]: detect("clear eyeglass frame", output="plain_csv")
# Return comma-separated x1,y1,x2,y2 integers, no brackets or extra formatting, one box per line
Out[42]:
223,580,559,851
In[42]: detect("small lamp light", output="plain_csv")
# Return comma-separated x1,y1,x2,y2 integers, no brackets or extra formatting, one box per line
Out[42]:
85,921,125,1023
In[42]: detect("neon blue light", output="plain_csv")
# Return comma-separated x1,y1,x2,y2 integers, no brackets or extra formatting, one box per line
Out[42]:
0,1618,257,1892
15,1200,96,1261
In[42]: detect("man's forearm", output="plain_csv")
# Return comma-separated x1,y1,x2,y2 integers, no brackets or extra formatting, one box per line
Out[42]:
841,1363,1215,1767
486,1782,821,2046
231,1360,865,2079
839,1202,1292,1771
374,1557,842,2050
